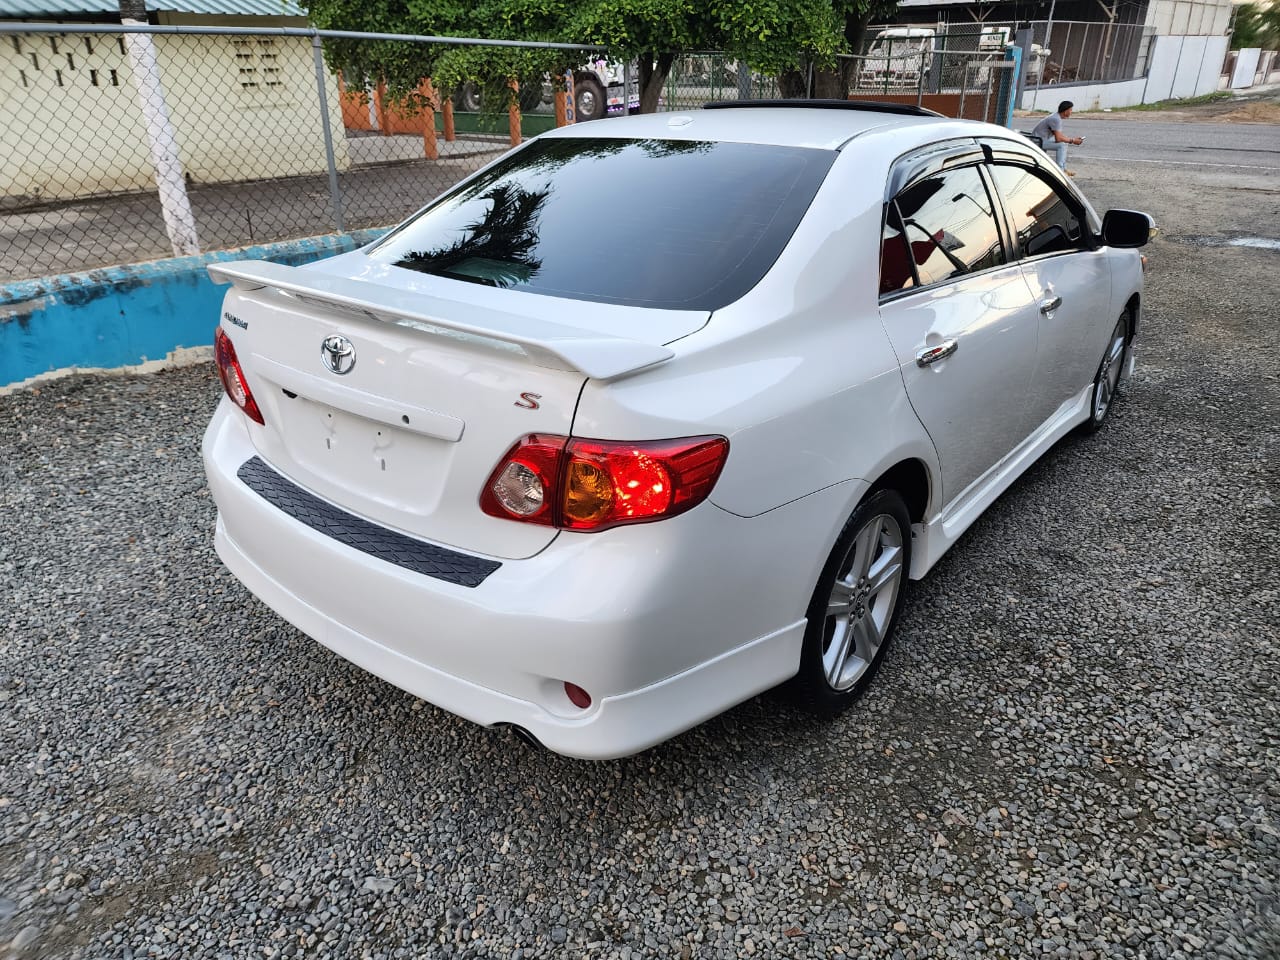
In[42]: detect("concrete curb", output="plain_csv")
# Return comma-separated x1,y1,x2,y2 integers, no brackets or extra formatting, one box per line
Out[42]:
0,344,214,397
0,228,388,389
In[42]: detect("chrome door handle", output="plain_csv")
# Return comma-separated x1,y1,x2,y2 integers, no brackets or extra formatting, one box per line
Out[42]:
916,339,958,367
1040,295,1063,314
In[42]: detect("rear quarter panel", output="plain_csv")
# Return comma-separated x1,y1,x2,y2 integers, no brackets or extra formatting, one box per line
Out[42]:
572,137,942,522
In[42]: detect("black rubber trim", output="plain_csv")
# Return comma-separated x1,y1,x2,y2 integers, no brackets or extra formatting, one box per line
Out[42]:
236,456,501,588
703,99,944,118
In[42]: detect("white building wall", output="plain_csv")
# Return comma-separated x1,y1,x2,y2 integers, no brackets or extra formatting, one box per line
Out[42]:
1144,0,1233,37
1022,34,1230,110
1024,77,1149,110
0,20,349,204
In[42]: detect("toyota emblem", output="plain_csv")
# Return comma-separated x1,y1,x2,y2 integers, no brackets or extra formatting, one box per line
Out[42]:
321,334,356,375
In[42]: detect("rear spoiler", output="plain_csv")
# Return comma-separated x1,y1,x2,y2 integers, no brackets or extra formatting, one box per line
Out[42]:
207,260,676,381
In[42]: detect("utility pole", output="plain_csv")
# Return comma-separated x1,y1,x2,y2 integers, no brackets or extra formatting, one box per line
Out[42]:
1037,0,1057,98
1097,0,1120,79
118,0,199,256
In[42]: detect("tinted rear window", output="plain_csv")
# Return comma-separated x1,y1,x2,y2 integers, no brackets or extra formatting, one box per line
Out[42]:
367,137,836,310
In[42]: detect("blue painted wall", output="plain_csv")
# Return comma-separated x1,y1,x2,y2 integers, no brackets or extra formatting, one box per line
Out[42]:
0,230,387,388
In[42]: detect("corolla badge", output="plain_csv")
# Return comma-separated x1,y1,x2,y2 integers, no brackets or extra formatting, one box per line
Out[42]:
321,334,356,375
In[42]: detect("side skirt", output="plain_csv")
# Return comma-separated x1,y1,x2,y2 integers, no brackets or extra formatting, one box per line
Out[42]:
908,383,1092,580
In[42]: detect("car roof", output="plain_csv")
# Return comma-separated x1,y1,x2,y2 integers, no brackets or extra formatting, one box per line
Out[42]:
541,106,949,152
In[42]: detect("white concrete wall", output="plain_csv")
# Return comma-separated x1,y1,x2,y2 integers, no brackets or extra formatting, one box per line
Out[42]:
1231,48,1262,88
1172,36,1207,97
1144,0,1233,38
1024,77,1148,110
1022,34,1229,110
1147,34,1230,100
0,23,349,203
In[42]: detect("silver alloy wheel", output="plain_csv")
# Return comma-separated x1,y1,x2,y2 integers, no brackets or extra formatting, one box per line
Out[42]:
577,89,598,117
1093,317,1128,423
821,512,905,692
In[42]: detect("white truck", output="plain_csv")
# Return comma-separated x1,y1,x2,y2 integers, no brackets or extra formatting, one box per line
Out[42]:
858,27,936,88
552,59,642,121
452,61,635,122
859,26,1049,90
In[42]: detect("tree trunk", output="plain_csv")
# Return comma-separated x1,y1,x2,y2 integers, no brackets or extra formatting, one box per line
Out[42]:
846,10,875,57
779,4,887,102
777,68,808,98
811,68,844,99
843,8,876,96
637,51,675,113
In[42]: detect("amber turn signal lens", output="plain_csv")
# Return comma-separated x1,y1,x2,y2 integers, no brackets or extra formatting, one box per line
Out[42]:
564,459,615,524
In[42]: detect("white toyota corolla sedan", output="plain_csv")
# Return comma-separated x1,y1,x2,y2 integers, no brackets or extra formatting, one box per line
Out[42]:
202,102,1152,759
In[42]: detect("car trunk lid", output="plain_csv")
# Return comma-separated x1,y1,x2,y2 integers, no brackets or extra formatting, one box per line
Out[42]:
210,259,708,560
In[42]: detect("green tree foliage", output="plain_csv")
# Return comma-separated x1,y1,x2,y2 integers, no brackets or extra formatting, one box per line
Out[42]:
309,0,902,112
1231,1,1280,49
775,0,902,98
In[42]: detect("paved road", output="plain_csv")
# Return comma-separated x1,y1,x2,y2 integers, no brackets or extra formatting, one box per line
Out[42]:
1015,117,1280,173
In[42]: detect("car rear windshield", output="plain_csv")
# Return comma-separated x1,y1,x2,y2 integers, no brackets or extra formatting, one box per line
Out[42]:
366,137,836,311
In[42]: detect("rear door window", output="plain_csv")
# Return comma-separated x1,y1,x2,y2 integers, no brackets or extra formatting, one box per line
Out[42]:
885,165,1006,291
368,137,836,311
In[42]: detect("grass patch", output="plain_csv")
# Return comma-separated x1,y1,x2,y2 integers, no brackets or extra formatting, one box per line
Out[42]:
1117,91,1234,112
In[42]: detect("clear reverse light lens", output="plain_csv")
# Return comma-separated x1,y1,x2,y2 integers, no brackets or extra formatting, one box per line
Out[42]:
492,461,545,516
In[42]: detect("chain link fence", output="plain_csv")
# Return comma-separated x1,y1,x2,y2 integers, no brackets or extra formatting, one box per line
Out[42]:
2,22,1031,285
849,51,1017,124
0,23,597,283
660,54,783,111
862,20,1155,88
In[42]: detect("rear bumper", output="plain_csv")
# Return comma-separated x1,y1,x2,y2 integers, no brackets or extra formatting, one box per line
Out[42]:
203,403,853,759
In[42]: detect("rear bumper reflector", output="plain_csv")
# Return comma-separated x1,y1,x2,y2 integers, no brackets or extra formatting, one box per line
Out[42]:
236,456,501,588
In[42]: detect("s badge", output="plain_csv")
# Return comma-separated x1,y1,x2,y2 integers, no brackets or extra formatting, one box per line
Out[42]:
514,392,542,410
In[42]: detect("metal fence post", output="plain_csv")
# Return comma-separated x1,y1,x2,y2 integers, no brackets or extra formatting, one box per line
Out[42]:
311,34,346,234
1038,3,1055,100
623,61,632,113
917,48,927,107
1062,22,1073,82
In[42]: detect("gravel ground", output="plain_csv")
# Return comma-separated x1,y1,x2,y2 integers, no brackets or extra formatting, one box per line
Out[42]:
1,146,1278,960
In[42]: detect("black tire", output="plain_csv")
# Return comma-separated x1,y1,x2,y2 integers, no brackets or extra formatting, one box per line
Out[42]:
573,74,608,122
789,489,912,717
1078,311,1131,435
518,81,543,114
453,82,482,113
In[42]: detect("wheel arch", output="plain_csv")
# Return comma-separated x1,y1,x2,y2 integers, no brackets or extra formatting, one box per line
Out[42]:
1124,291,1140,338
863,458,932,525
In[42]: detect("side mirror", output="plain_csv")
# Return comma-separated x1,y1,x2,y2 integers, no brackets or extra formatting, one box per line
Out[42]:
1101,209,1156,248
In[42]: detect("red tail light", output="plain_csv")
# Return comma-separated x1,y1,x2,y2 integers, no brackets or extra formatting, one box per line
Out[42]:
480,434,728,532
214,328,264,425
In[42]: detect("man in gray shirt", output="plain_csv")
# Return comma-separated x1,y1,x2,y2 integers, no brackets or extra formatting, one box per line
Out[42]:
1031,100,1083,174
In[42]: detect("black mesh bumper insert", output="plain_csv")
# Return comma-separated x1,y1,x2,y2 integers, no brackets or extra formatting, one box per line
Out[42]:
235,456,501,588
